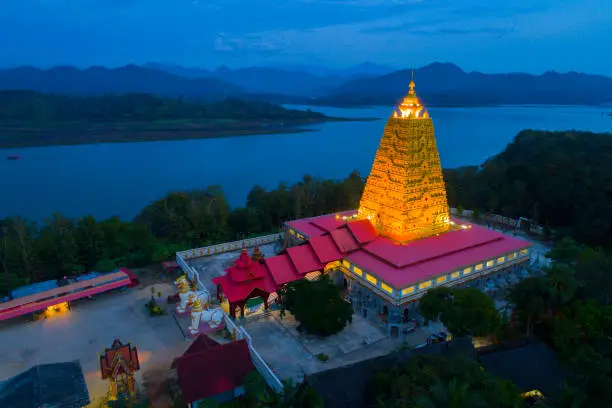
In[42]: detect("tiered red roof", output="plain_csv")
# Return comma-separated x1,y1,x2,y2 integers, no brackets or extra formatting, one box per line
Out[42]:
212,211,532,304
99,338,140,380
174,337,255,404
212,245,276,303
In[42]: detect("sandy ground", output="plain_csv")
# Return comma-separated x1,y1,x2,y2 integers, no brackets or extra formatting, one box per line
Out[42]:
0,283,189,407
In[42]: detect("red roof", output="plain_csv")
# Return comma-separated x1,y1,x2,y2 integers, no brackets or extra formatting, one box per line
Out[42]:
286,245,325,274
286,219,327,238
212,272,276,303
285,212,532,289
346,219,378,244
264,254,301,285
346,225,531,288
175,339,255,403
227,249,268,283
330,227,360,253
309,234,343,263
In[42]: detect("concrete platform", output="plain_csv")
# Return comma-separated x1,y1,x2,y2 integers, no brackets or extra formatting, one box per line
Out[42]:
0,283,190,407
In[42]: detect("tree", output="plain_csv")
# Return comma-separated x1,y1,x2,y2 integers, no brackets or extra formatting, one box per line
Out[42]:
545,264,577,313
374,355,523,408
419,287,499,337
278,276,352,336
418,286,454,322
507,277,549,335
547,237,581,265
74,215,106,272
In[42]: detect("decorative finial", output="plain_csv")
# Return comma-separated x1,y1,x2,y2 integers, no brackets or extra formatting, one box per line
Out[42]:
409,69,416,94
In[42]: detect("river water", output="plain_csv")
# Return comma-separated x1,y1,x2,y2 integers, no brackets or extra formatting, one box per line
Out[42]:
1,105,611,221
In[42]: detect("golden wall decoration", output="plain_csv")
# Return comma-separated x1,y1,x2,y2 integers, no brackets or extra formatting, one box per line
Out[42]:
358,78,450,242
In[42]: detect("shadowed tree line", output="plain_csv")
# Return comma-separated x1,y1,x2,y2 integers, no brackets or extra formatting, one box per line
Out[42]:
0,172,364,296
0,91,326,122
443,129,612,248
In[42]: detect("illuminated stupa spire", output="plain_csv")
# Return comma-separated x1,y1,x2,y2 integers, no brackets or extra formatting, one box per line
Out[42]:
357,74,450,243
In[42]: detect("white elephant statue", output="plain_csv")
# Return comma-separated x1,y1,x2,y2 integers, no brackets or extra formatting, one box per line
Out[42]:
188,291,224,335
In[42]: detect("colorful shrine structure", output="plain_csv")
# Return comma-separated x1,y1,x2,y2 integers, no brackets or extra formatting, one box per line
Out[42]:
206,78,533,335
99,338,141,400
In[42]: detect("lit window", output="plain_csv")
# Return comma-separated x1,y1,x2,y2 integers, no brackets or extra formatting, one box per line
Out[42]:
508,252,517,260
402,287,415,296
436,275,447,284
366,274,377,285
475,264,483,271
342,260,351,269
520,249,529,256
354,267,363,277
463,267,472,274
418,281,432,290
486,260,495,267
451,271,460,279
381,283,393,294
497,256,505,263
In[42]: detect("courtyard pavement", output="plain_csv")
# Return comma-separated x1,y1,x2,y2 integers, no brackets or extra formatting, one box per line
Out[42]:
241,310,446,382
0,283,189,407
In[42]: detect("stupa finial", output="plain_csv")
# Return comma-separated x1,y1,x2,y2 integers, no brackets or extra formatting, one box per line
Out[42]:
409,69,416,95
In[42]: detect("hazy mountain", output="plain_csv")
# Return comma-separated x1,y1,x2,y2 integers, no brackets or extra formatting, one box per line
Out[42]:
321,62,612,106
0,65,242,100
211,66,343,96
142,63,211,79
273,62,394,78
2,62,611,107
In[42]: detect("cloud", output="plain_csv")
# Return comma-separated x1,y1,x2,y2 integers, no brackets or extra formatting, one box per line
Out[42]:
213,33,285,55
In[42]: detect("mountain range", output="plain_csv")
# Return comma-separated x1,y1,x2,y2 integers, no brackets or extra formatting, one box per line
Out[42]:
1,62,611,107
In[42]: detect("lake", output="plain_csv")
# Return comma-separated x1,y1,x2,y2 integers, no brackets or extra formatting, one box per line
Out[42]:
1,105,611,222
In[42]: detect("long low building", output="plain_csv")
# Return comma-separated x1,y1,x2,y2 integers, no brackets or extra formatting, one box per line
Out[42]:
0,269,138,322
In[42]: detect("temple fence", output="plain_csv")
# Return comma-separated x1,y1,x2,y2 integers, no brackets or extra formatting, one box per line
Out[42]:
176,233,284,262
223,313,284,393
450,208,545,235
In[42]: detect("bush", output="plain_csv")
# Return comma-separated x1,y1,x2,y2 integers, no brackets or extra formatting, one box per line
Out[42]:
145,299,165,316
316,353,329,362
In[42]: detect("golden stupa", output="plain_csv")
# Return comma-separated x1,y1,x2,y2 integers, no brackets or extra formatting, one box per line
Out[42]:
357,72,450,243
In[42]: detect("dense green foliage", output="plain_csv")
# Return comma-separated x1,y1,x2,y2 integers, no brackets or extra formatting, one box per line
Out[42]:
0,91,326,122
507,238,612,407
418,287,500,337
444,130,612,248
373,354,525,408
0,172,364,296
278,275,353,336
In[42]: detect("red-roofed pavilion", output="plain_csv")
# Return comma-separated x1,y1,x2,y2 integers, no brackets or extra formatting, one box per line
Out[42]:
212,244,277,318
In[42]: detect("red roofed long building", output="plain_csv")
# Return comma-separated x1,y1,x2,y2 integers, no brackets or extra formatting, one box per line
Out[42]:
208,78,532,335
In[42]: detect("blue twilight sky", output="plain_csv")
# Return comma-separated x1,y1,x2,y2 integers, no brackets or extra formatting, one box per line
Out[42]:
1,0,611,75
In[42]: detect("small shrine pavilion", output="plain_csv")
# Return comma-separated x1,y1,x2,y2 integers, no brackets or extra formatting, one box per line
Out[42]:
99,338,140,399
204,78,533,335
212,244,276,318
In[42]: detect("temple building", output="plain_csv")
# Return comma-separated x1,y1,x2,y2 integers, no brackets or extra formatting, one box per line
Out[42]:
206,78,533,336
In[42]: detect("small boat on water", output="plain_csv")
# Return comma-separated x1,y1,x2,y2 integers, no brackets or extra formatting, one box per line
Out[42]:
6,155,20,160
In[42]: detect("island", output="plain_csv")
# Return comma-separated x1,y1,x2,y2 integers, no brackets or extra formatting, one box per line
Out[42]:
0,91,369,148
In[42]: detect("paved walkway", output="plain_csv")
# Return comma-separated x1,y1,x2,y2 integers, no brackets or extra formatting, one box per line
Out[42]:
0,283,189,407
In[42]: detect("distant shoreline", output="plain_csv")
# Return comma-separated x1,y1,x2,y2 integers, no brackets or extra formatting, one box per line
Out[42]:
0,116,376,149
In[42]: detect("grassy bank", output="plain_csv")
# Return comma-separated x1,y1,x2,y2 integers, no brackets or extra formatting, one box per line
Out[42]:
0,117,371,148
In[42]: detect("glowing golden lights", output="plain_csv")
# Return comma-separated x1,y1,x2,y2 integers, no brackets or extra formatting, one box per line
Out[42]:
357,74,450,242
